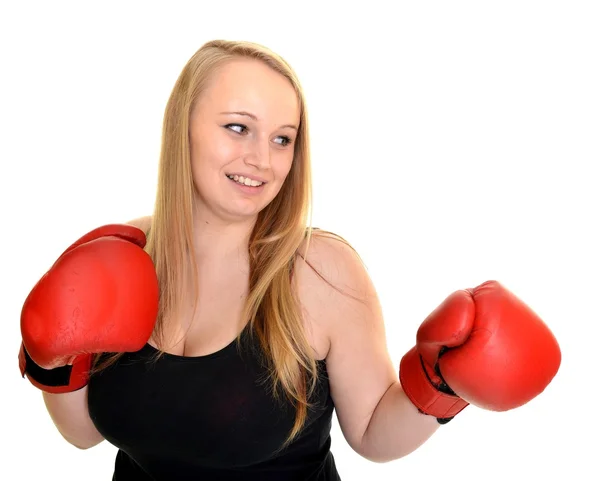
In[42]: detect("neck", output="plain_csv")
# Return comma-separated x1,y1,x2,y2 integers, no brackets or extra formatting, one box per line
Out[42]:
191,209,256,268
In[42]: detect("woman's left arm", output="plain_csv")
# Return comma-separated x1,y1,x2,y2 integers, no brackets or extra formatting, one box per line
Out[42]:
296,233,561,463
294,234,439,463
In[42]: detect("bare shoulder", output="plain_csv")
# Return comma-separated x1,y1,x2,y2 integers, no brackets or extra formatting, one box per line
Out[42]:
293,228,375,312
124,215,153,235
292,229,378,357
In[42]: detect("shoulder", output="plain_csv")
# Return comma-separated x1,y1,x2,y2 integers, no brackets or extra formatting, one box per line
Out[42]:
124,215,153,236
292,228,378,348
294,228,372,300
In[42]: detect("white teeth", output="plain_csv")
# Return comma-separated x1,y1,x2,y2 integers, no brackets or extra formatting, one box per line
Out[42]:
227,174,264,187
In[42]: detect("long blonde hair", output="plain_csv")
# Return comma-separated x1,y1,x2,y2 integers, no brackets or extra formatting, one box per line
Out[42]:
95,40,325,448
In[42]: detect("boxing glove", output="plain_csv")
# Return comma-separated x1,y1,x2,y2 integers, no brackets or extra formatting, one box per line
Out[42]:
399,280,561,422
19,224,159,393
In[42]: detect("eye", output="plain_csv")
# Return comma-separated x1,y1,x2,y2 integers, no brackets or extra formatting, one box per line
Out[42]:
274,136,292,146
225,123,293,146
225,123,247,134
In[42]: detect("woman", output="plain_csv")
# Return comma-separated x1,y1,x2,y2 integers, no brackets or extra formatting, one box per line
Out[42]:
19,40,561,480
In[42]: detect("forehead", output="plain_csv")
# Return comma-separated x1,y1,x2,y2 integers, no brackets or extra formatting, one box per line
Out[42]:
196,58,300,122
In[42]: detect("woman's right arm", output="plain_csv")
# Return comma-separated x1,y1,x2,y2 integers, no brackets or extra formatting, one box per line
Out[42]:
42,389,105,449
27,215,153,450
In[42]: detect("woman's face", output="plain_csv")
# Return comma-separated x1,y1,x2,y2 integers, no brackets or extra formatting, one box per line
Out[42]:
189,58,300,224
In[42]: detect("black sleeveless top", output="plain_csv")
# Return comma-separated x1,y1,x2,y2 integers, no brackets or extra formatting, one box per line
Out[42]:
87,325,340,480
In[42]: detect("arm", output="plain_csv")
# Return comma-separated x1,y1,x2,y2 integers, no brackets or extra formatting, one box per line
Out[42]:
359,381,439,462
24,216,154,450
42,389,104,449
295,234,561,463
294,233,439,463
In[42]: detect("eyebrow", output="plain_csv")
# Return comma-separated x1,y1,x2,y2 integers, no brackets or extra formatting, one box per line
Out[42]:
220,111,298,131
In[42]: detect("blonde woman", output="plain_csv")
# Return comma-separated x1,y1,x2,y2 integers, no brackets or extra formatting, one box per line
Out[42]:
19,40,561,481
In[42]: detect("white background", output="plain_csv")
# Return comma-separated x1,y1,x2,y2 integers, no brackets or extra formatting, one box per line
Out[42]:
1,1,598,479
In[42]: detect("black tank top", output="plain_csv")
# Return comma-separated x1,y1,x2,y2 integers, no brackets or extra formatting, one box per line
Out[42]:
88,325,341,480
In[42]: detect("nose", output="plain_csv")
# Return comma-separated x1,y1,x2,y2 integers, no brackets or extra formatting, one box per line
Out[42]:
244,136,271,170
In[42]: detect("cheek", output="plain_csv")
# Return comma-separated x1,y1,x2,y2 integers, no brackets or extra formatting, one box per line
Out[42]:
191,129,241,174
273,152,295,181
209,138,242,165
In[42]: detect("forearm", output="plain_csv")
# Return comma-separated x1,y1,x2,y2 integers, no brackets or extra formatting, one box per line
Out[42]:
359,381,440,463
43,388,105,449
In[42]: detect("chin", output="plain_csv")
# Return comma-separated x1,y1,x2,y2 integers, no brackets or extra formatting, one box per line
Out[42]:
222,206,262,223
230,198,272,216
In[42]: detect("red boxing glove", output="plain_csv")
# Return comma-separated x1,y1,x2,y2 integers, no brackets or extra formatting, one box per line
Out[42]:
399,280,561,422
19,224,159,393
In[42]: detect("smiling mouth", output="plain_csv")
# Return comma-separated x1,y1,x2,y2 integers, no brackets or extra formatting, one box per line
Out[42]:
226,174,265,187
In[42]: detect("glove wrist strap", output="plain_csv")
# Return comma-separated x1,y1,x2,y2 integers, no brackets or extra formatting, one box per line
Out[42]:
400,346,469,423
19,344,91,393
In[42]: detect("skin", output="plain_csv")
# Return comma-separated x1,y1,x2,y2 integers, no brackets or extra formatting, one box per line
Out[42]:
189,58,299,259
